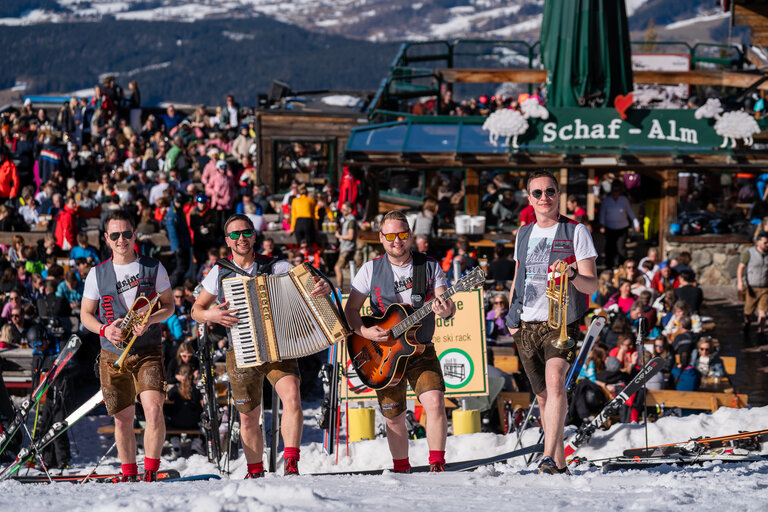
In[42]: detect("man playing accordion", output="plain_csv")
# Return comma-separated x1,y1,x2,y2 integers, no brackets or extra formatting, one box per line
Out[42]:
192,214,331,477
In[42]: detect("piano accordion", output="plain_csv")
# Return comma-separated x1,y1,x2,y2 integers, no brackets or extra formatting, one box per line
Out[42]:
221,263,349,368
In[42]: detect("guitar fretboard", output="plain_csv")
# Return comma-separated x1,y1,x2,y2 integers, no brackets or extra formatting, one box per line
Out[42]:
390,284,459,339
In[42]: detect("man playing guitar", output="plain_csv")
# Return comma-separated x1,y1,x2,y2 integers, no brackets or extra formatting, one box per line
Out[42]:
344,210,455,472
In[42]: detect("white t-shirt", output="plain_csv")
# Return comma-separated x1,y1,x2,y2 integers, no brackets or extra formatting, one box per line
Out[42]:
83,258,171,313
202,259,292,297
514,222,598,322
351,257,449,304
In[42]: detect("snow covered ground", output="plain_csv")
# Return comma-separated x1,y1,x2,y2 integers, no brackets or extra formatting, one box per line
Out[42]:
0,404,766,511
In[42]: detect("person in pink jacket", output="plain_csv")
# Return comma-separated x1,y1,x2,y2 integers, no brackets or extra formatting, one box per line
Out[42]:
205,159,237,216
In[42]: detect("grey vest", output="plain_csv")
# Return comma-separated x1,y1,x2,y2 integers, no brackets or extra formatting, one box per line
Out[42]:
369,252,439,344
216,255,277,348
746,246,768,288
339,214,357,253
505,216,588,329
95,256,162,355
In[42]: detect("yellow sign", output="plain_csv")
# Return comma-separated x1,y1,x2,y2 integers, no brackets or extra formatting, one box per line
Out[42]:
340,289,488,400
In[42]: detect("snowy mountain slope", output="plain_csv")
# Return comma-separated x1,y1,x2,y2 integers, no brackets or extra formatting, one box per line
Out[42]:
0,0,728,43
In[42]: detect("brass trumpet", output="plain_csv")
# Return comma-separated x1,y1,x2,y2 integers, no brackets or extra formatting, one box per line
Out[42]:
111,294,160,372
546,261,575,350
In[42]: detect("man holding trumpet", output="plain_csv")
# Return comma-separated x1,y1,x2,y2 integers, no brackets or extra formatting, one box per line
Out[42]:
506,170,597,475
81,210,174,482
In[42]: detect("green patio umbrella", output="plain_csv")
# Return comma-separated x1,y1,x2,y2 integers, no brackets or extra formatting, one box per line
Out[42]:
540,0,634,108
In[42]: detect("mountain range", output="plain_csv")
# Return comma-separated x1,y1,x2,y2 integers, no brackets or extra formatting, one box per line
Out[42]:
0,0,743,105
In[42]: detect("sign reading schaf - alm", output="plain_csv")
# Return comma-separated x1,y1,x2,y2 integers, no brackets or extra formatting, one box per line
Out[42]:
517,108,726,153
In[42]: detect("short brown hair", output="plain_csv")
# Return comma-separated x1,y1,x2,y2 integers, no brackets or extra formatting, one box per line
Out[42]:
104,209,136,230
526,170,558,192
381,210,408,226
223,213,255,234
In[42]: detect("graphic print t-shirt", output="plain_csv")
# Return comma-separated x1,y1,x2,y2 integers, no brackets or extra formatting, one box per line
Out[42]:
514,222,597,322
84,259,171,313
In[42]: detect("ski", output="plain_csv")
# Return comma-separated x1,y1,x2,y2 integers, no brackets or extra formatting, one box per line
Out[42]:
307,443,544,476
0,335,82,457
161,473,222,482
0,390,104,481
12,469,181,483
317,344,340,455
564,356,665,462
601,453,768,472
196,324,221,469
622,429,768,459
513,316,605,454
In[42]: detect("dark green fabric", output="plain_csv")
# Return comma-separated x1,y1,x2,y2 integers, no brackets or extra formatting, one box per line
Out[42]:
541,0,634,108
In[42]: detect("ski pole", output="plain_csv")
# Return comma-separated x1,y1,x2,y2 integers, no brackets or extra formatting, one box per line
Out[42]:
637,317,649,454
81,440,117,483
20,418,52,482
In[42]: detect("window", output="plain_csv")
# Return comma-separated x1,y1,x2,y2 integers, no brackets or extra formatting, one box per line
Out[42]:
274,140,334,191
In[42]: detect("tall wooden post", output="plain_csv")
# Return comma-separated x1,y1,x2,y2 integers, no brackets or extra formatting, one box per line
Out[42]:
466,168,479,215
586,168,595,221
559,168,568,212
658,169,678,257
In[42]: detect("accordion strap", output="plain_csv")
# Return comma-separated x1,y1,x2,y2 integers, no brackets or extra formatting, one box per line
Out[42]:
215,256,279,277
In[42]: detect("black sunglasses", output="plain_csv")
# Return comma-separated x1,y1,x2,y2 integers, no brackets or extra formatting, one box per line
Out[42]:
108,230,134,241
530,188,557,199
228,229,255,240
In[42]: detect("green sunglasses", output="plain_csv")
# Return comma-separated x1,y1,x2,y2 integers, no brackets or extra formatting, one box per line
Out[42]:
227,229,255,240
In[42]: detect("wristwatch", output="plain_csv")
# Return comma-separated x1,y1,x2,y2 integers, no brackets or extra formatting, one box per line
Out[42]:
568,266,578,279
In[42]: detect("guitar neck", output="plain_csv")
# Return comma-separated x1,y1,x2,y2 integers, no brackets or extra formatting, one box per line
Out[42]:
391,285,459,339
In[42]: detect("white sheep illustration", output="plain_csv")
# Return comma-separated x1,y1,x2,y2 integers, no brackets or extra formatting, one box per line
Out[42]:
482,98,549,148
694,98,761,148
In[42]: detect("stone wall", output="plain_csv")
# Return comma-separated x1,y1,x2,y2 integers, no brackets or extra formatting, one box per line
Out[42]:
665,236,751,286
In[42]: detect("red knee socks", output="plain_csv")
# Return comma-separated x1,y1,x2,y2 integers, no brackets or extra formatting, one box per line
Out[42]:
247,462,264,474
429,450,445,465
121,463,138,476
393,458,411,472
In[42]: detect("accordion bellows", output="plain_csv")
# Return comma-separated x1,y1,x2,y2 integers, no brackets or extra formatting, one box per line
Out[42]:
222,263,349,368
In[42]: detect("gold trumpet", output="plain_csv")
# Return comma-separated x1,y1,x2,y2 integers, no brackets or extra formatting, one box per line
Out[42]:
546,261,575,350
111,294,161,372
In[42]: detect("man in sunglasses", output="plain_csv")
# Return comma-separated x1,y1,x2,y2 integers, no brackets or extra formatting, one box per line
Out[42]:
81,210,175,482
345,210,455,473
191,214,332,478
505,170,598,475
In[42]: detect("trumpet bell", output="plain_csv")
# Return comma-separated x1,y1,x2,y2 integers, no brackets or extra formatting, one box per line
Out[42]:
552,336,575,350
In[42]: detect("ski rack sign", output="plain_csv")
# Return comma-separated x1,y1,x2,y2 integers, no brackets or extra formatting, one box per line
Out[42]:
517,108,727,153
341,289,489,400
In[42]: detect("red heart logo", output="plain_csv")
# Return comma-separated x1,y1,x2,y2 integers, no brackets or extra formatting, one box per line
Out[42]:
614,93,633,120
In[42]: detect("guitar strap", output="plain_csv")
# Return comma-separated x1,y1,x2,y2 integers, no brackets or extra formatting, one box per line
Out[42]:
411,251,427,310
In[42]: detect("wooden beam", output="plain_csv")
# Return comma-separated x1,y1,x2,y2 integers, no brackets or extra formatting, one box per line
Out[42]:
438,68,547,83
437,68,768,90
734,3,768,26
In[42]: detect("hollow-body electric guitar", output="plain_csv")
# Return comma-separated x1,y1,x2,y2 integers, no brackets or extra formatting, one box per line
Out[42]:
347,267,485,390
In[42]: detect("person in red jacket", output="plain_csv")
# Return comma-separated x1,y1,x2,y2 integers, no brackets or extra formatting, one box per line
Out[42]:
651,261,679,294
337,167,360,216
54,195,78,251
0,148,20,200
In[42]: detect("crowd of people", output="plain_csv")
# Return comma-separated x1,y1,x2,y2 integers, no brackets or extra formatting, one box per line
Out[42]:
0,76,752,479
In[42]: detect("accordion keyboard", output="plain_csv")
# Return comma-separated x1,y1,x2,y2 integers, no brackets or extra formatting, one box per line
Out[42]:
221,263,348,368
